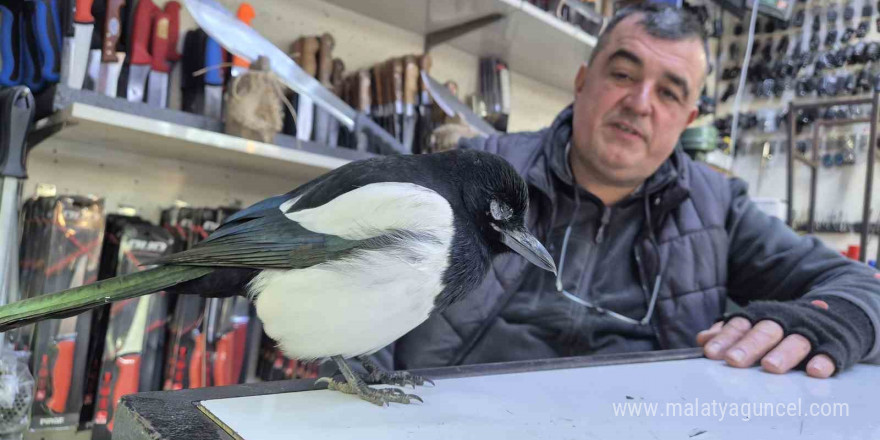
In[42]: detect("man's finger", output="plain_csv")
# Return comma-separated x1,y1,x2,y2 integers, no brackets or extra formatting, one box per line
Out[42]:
696,321,724,346
806,354,836,378
724,320,785,367
703,317,752,360
760,333,811,374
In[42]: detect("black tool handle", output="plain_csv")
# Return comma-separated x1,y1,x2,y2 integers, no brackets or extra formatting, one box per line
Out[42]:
0,86,36,179
354,112,406,155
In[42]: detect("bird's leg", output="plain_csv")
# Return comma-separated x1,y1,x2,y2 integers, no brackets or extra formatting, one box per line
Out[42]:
356,355,434,388
315,356,423,406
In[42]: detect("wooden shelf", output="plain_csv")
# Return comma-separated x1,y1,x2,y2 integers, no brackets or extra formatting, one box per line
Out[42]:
320,0,597,91
29,88,375,182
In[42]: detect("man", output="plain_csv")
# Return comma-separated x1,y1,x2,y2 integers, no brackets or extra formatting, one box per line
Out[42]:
380,3,880,378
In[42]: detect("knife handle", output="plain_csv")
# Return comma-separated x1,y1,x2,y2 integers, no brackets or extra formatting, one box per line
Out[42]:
189,333,206,388
46,339,76,414
300,36,319,78
392,57,404,106
231,322,248,383
163,1,181,62
101,0,125,62
109,354,141,432
358,70,371,113
150,14,169,72
0,6,15,86
231,3,254,69
129,0,157,65
404,55,417,107
36,354,50,402
317,33,334,85
204,37,224,86
32,0,61,83
75,0,95,24
213,331,234,386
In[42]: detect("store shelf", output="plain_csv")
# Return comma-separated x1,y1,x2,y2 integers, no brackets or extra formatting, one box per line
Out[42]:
321,0,597,91
29,88,375,182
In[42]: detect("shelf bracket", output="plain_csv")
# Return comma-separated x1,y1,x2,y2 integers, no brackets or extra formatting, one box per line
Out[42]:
424,13,505,52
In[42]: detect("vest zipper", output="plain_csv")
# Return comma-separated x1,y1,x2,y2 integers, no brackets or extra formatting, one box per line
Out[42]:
595,207,612,244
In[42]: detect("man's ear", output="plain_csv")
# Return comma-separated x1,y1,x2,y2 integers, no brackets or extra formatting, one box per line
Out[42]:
575,63,588,94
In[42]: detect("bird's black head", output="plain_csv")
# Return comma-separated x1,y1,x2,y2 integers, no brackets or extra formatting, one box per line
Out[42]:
445,150,557,275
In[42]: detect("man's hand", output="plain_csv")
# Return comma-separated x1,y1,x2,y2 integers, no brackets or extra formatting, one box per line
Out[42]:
696,300,836,378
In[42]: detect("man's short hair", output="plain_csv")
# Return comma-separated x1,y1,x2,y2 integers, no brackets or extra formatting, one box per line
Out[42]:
589,3,711,75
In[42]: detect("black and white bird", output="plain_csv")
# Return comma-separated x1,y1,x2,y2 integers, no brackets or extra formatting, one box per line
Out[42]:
0,149,555,405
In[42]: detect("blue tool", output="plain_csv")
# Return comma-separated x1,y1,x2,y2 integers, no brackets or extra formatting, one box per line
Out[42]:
202,36,224,119
30,0,62,84
0,4,16,86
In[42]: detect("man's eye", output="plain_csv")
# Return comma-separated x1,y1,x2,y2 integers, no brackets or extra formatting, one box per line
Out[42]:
611,72,631,81
661,88,680,102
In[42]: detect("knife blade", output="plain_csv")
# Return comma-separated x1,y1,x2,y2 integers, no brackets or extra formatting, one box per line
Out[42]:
82,0,102,90
146,13,169,107
295,35,318,141
107,294,150,432
97,0,125,96
63,0,94,88
45,254,88,414
203,35,224,119
183,0,404,153
312,32,334,144
326,57,344,147
402,55,417,153
125,0,158,102
229,2,254,78
422,72,497,136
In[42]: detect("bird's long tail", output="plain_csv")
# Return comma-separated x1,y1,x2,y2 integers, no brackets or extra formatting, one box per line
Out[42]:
0,265,214,332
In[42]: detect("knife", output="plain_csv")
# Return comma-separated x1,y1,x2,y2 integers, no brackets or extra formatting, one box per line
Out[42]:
62,0,94,88
371,64,385,135
145,13,169,107
45,254,88,414
391,57,404,143
326,57,344,147
203,35,224,119
97,0,126,97
0,4,18,86
31,0,63,84
402,55,417,153
164,1,180,62
229,2,254,78
295,35,318,141
107,294,150,432
312,32,334,144
355,69,370,151
125,0,158,102
82,0,103,90
422,72,497,136
414,54,432,154
184,0,404,154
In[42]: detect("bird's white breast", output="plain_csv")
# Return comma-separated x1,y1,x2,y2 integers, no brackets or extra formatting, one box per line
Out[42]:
251,182,454,360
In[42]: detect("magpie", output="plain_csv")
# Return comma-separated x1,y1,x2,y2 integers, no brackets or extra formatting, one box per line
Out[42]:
0,149,555,405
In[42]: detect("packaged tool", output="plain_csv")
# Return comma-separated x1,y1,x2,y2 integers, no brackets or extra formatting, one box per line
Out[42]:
17,194,104,431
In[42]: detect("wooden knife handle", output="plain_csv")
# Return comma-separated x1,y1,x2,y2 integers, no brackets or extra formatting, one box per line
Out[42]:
331,58,345,92
101,0,125,62
358,70,371,112
317,33,334,85
371,65,383,107
404,55,418,106
300,36,319,78
391,59,403,106
289,37,303,65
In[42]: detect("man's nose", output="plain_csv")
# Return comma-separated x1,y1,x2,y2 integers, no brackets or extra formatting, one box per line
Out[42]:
622,83,652,116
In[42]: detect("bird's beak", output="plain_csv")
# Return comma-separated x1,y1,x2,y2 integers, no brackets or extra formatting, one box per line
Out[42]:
493,225,557,275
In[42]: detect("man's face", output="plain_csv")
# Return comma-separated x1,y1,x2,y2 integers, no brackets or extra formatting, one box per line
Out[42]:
571,15,705,187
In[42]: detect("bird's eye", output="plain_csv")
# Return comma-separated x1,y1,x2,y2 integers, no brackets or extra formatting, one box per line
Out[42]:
490,200,513,221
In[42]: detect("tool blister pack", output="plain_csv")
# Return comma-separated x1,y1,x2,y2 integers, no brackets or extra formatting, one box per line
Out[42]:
16,194,104,430
160,206,254,391
86,214,174,439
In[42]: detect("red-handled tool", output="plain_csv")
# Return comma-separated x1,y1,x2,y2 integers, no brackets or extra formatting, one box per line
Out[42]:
146,13,170,107
125,0,158,102
230,3,255,78
189,333,206,388
45,255,88,414
107,295,150,432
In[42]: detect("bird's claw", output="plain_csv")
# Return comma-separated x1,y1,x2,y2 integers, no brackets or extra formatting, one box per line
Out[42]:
363,370,433,389
316,377,423,406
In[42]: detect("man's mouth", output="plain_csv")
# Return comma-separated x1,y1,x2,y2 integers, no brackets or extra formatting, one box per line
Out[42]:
610,122,644,140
